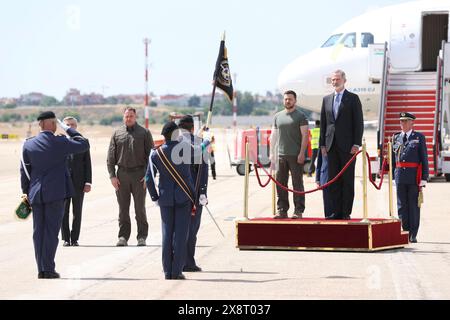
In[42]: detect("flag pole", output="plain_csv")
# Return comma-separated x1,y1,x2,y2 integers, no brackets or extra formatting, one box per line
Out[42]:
205,32,226,129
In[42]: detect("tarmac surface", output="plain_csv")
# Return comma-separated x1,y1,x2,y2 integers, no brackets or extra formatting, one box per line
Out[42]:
1,127,450,300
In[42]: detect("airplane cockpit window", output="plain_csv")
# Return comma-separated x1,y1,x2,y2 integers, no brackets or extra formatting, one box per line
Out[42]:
321,34,343,48
361,33,374,48
341,33,356,48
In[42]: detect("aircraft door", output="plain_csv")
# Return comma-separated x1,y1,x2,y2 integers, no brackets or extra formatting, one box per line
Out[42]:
389,11,421,71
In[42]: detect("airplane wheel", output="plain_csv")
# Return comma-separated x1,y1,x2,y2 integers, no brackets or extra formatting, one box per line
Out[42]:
445,174,450,182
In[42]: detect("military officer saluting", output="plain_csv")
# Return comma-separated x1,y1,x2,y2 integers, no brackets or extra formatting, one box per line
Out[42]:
392,112,429,243
20,111,90,279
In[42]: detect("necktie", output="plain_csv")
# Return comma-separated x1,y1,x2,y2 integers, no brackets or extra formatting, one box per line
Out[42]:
333,93,341,118
403,134,408,144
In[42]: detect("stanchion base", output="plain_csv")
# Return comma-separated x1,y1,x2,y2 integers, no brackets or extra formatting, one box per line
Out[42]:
236,217,409,252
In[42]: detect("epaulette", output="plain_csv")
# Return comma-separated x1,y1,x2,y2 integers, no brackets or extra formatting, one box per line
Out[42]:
393,132,401,138
25,136,35,140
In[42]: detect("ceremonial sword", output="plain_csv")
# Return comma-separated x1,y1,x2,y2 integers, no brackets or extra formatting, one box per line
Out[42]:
204,205,225,238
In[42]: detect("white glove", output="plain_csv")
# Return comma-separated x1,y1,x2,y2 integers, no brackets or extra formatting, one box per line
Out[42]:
153,200,159,207
199,194,208,206
419,180,427,187
57,119,70,132
202,130,211,142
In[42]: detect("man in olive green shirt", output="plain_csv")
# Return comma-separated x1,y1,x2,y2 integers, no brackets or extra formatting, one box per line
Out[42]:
270,91,309,219
107,107,154,246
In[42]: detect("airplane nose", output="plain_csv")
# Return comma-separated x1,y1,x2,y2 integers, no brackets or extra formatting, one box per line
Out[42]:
277,59,307,93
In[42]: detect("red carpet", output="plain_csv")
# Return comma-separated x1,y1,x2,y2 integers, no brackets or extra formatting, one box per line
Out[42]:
236,217,409,252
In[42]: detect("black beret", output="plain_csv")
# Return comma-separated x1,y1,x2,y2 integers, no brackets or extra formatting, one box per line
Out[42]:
37,111,56,121
399,112,416,121
161,121,178,136
179,115,194,126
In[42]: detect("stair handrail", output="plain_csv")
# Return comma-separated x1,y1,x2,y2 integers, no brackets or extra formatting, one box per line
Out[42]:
433,40,446,176
378,41,390,162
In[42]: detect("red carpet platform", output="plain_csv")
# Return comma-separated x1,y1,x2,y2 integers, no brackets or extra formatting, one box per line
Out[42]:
236,218,409,252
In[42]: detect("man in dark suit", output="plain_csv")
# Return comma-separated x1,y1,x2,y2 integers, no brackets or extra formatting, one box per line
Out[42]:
320,70,364,220
145,122,195,280
61,117,92,247
20,111,90,279
392,112,428,243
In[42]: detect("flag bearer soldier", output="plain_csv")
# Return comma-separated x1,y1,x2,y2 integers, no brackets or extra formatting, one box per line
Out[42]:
145,121,196,280
177,115,211,273
392,112,429,243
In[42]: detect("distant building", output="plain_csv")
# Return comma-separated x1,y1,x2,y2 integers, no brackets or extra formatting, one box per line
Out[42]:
156,94,190,107
18,92,45,105
0,97,17,106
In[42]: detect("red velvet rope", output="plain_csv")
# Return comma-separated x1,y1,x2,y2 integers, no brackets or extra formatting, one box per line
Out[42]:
253,151,390,195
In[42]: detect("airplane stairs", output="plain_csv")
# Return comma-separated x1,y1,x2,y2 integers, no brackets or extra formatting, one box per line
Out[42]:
381,72,437,176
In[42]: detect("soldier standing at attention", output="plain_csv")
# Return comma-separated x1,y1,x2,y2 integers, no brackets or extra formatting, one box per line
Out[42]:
392,112,429,243
20,111,90,279
146,121,195,280
107,107,154,247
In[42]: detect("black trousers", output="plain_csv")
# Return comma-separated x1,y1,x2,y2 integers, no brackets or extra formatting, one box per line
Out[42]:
209,152,216,179
327,144,356,217
275,155,305,214
62,190,85,243
308,148,319,175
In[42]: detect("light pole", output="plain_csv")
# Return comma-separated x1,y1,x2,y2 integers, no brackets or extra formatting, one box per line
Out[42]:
143,38,151,128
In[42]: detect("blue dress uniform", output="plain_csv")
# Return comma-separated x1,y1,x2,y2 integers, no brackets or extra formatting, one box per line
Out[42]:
145,122,195,280
178,115,209,272
392,113,429,242
20,112,90,278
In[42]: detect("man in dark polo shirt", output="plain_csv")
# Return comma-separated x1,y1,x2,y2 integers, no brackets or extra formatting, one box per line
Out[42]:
270,90,309,219
107,107,154,246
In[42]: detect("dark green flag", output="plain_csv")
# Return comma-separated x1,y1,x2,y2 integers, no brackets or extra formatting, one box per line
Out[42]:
213,40,233,102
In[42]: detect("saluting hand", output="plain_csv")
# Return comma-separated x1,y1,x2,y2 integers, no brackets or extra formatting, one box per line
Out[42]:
110,177,120,191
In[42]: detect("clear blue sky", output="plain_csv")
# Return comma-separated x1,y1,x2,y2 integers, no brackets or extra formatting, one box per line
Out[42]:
0,0,411,100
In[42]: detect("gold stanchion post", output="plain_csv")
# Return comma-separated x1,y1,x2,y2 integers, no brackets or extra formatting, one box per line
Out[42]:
361,139,369,222
388,138,394,219
272,180,276,216
243,138,250,220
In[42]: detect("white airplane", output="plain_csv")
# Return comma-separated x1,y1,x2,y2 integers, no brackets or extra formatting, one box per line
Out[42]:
277,0,450,117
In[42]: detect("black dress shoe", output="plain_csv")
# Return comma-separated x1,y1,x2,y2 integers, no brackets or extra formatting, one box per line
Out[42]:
38,272,44,279
183,265,202,272
165,275,171,280
410,236,417,243
42,271,60,279
342,215,351,220
63,241,71,247
326,213,340,220
172,274,186,280
71,241,79,246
